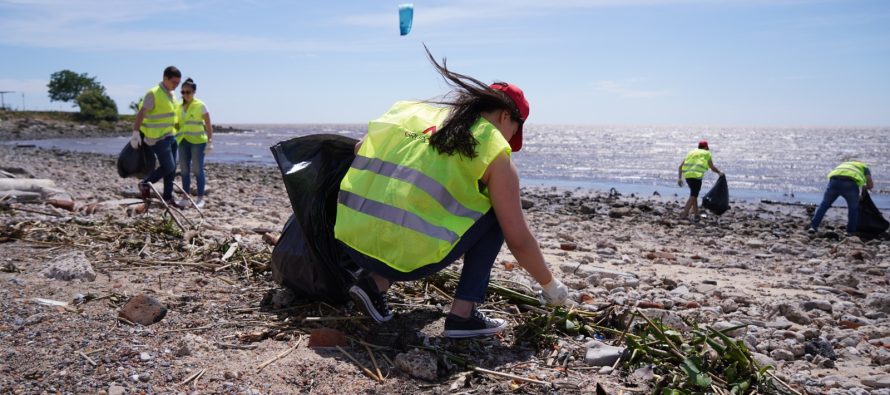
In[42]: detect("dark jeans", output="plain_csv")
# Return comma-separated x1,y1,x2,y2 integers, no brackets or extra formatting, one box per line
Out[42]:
142,136,176,201
343,209,504,303
179,141,207,196
810,178,860,233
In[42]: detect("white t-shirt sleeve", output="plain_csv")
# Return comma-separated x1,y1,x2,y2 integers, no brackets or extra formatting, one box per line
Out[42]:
141,92,154,113
202,103,209,115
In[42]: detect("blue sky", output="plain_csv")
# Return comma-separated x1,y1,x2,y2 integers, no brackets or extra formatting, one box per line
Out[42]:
1,0,888,126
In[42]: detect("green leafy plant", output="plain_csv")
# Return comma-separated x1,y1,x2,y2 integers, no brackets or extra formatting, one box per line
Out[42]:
75,89,118,121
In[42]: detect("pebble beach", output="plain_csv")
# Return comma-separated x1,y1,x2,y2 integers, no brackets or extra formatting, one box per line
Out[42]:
1,117,889,394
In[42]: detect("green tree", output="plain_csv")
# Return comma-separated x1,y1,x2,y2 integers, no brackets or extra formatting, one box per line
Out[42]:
75,89,118,121
47,70,103,105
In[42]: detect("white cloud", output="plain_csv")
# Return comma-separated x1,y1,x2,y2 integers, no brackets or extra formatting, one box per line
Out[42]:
593,80,669,98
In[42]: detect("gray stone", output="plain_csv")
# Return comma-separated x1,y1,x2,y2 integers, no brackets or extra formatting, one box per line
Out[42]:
827,272,859,289
751,352,777,367
394,349,438,381
866,293,890,314
721,299,739,313
770,349,795,361
40,251,95,282
669,285,690,297
805,339,836,360
774,302,812,325
608,207,632,218
585,340,625,366
801,300,833,313
873,349,890,366
639,308,689,331
108,385,126,395
139,352,152,361
862,374,890,389
712,321,746,337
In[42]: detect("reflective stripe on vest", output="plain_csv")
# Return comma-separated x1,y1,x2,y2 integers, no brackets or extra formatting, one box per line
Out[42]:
335,101,511,273
682,149,711,179
139,85,177,139
338,190,459,243
350,155,484,221
828,161,868,187
177,99,208,144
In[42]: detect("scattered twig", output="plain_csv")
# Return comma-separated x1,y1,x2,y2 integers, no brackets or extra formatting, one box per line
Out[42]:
78,351,97,366
364,344,384,382
257,335,304,373
178,368,206,386
336,345,383,383
472,366,553,387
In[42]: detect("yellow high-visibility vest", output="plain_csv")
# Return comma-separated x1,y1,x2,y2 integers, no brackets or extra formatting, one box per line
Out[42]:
177,98,208,144
828,161,868,187
139,85,177,139
335,101,512,272
682,148,712,179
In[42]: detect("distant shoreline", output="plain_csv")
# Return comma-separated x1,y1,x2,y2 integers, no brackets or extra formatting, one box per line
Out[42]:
0,109,246,141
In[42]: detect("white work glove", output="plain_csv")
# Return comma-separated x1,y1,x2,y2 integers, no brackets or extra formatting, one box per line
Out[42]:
205,141,213,155
130,130,142,149
540,278,569,306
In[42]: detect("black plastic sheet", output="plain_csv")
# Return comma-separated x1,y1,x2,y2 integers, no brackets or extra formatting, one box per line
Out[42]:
269,134,360,303
116,141,156,179
702,174,730,215
857,190,889,236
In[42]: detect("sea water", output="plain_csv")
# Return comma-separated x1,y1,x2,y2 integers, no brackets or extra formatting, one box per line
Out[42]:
8,124,889,208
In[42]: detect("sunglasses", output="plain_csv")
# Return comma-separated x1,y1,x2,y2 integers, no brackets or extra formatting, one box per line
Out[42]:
181,91,194,95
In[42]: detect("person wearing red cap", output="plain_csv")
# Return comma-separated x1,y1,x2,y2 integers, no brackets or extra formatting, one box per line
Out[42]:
335,48,569,338
678,140,723,221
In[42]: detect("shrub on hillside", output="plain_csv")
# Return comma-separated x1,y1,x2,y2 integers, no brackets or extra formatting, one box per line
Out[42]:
76,89,119,122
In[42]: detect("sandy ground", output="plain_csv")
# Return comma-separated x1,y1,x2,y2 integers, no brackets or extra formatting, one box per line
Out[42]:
1,138,889,394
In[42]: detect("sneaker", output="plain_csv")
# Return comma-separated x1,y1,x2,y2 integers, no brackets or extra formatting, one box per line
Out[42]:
194,198,205,209
138,182,151,199
443,309,507,338
349,276,393,322
176,198,191,208
806,227,817,235
164,199,184,210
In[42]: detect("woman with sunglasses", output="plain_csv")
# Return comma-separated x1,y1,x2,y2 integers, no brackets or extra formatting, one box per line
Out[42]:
176,78,213,209
336,49,570,338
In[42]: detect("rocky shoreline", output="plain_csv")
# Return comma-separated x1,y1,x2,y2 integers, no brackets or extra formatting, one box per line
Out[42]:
1,144,889,394
0,110,244,141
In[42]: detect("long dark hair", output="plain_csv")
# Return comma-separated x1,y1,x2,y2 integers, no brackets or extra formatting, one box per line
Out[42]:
425,46,519,159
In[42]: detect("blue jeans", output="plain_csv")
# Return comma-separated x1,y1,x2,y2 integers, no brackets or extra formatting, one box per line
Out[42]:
810,178,860,233
343,209,504,303
179,141,206,196
142,136,176,201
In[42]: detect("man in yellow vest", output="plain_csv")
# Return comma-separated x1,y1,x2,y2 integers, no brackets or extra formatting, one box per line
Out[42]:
130,66,182,208
336,51,569,338
808,161,874,235
677,140,723,221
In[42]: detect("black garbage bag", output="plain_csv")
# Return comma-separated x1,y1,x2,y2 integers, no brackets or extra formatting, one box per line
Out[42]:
116,141,156,179
702,174,730,215
857,190,889,236
269,134,360,304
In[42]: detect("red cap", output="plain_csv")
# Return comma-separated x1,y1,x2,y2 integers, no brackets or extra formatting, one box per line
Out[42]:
489,82,529,152
698,140,709,150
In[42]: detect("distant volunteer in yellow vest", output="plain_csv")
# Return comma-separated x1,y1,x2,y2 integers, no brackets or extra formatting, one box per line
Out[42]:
808,161,874,235
335,49,570,339
131,66,182,207
677,140,723,221
176,78,213,210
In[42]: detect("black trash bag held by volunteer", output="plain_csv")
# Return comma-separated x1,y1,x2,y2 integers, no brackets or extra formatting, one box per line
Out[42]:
857,190,889,236
269,134,360,304
702,174,730,215
116,139,156,179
